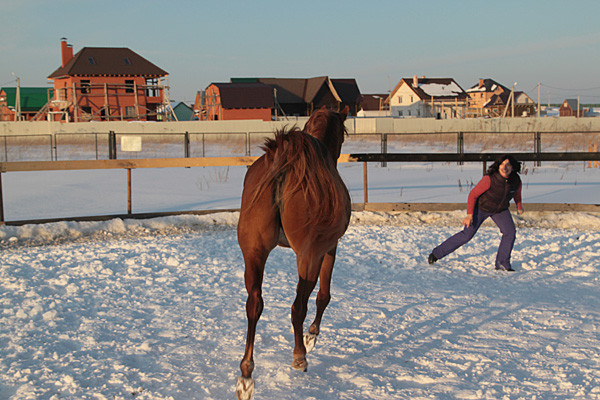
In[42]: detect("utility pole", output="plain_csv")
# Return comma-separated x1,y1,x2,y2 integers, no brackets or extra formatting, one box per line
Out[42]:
15,76,22,121
512,82,516,117
537,82,541,117
577,95,580,118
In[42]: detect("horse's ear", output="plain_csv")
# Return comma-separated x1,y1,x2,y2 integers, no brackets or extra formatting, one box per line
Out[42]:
341,105,349,119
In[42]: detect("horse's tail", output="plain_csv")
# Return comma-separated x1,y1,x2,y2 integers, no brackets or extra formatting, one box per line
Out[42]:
247,127,349,229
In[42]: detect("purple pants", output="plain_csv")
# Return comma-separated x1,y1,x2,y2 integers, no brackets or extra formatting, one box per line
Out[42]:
432,208,516,269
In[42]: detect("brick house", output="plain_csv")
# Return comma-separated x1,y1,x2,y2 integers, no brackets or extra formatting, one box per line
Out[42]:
231,77,362,117
195,82,274,121
386,76,468,119
46,38,170,122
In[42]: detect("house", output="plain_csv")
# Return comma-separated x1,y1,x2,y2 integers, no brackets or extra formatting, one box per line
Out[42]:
231,77,362,117
0,87,50,121
172,102,194,121
385,76,469,118
357,94,390,117
45,38,170,122
466,79,536,117
559,99,585,117
195,82,274,121
466,78,510,115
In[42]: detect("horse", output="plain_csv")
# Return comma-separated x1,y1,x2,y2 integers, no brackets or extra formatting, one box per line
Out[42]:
236,106,351,400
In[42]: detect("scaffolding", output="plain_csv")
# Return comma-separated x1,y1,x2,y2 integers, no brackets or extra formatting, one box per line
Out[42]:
33,79,176,122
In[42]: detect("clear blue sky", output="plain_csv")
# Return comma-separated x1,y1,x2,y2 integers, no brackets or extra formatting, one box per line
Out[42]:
2,0,600,104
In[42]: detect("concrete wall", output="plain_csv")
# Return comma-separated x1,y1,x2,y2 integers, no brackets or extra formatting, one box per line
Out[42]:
1,116,600,137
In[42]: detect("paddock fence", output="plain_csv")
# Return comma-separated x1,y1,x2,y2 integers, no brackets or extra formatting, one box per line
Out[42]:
1,151,599,225
0,130,599,163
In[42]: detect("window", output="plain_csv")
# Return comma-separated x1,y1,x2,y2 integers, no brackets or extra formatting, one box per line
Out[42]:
80,80,91,94
125,106,136,117
125,80,134,93
145,78,159,97
88,57,96,65
123,57,131,65
398,96,402,104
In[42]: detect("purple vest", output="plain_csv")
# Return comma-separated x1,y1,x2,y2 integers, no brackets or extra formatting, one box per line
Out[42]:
477,172,521,214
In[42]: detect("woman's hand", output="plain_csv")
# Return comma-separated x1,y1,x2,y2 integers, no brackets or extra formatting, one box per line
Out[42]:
517,207,524,215
462,214,473,228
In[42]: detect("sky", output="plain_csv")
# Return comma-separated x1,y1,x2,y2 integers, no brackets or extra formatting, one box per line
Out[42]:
2,0,600,104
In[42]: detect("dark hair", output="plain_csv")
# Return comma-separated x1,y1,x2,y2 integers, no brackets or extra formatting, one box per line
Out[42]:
486,154,521,176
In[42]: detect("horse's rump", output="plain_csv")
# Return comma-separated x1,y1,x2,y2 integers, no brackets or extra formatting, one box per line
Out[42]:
246,127,349,231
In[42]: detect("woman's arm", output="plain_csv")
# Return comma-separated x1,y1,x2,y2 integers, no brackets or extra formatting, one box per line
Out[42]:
464,175,491,227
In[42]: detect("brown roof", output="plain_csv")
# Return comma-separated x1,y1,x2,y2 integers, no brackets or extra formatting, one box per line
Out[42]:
212,83,274,109
48,47,168,78
331,79,362,104
359,94,389,111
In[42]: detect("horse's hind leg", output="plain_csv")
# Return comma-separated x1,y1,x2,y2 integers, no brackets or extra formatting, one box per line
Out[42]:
237,249,269,400
304,248,336,352
291,276,318,371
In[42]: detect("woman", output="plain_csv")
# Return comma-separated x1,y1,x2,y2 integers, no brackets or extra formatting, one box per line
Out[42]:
428,154,524,271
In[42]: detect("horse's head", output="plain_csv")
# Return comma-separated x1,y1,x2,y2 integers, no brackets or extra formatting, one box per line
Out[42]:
303,106,348,160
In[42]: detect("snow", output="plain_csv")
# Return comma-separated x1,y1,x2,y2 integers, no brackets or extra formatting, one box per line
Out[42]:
418,82,464,97
1,155,600,399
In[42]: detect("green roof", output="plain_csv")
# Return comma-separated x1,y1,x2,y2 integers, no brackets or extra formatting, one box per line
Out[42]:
1,87,51,111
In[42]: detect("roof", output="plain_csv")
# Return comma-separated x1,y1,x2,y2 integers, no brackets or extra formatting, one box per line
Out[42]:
359,94,389,111
388,77,468,103
466,78,510,93
562,99,579,110
173,102,194,121
331,79,361,104
0,87,50,111
48,47,168,79
211,82,274,109
230,76,362,105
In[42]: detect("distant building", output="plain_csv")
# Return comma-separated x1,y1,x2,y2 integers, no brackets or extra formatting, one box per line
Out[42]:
231,77,362,117
195,82,274,121
45,38,171,122
172,102,194,121
386,76,468,118
559,99,585,117
0,87,50,121
466,79,536,117
357,94,390,117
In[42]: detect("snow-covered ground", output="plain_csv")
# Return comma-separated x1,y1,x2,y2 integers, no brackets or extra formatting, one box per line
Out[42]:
1,153,600,399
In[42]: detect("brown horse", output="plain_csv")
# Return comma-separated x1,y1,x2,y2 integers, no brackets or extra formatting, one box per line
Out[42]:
236,107,351,400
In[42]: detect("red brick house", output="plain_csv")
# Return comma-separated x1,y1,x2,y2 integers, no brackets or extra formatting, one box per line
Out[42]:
46,38,170,122
195,82,274,121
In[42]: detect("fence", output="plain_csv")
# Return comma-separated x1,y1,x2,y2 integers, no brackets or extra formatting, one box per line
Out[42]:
1,130,600,163
1,151,599,225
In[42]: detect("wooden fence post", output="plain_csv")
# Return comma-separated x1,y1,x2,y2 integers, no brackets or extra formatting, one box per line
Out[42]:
363,161,368,204
127,168,132,214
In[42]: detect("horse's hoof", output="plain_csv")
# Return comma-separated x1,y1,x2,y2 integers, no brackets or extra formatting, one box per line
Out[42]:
236,377,255,400
292,357,308,372
304,332,318,353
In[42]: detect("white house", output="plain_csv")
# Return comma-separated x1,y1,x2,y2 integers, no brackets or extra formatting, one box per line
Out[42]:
386,76,469,119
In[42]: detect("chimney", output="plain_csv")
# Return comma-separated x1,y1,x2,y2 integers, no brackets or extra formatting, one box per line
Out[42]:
479,78,484,88
413,75,418,86
60,38,74,67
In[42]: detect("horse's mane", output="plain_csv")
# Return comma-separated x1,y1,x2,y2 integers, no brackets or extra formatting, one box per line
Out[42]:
247,126,348,231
